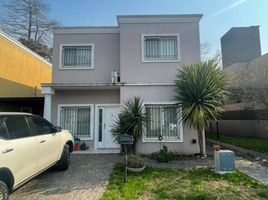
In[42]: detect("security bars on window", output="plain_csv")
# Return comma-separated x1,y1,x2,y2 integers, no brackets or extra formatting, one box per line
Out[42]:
145,104,181,140
62,46,92,68
144,36,178,61
60,107,91,138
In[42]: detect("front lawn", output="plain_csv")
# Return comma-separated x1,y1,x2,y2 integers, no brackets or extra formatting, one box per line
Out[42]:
207,132,268,154
101,167,268,200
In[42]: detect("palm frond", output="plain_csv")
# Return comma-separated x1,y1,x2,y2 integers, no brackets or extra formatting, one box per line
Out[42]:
175,59,229,130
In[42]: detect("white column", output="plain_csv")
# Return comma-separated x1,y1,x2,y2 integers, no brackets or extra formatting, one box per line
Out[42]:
42,86,55,122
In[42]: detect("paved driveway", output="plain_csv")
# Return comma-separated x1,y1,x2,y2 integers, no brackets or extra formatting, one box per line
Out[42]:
10,154,121,200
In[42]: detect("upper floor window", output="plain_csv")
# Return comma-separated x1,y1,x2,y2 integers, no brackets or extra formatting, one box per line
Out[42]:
142,34,180,62
60,44,94,69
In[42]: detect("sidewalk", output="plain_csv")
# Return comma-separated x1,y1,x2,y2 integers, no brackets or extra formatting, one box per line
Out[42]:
236,157,268,185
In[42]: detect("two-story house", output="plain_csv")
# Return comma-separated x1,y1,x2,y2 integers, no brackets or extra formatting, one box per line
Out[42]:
42,14,202,154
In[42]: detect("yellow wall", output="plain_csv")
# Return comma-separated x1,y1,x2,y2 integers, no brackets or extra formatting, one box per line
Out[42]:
0,32,52,97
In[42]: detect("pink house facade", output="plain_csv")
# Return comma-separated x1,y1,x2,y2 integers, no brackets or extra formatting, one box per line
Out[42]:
42,14,202,154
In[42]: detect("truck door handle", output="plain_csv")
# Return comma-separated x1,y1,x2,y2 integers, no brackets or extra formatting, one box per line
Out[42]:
2,148,14,154
40,139,46,144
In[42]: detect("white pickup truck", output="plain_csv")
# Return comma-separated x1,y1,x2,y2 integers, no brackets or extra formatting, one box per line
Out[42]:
0,113,74,200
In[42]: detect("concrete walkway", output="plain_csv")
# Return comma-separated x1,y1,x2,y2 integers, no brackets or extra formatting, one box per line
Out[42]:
236,157,268,185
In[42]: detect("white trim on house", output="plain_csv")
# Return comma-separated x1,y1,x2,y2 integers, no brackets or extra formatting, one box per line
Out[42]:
42,82,176,88
125,82,176,86
54,27,119,34
94,104,121,150
57,104,94,140
142,101,183,143
141,34,181,63
59,43,95,70
0,30,52,67
117,14,203,24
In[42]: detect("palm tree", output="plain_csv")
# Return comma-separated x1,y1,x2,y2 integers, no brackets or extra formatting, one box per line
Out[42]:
111,96,148,153
111,113,128,139
174,60,229,156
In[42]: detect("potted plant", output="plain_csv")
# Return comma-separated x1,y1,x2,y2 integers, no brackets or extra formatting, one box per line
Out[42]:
74,136,80,151
127,154,146,172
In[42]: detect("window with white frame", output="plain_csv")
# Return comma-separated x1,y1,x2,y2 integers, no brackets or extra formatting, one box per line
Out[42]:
59,106,92,139
144,104,182,141
61,45,93,68
142,35,179,62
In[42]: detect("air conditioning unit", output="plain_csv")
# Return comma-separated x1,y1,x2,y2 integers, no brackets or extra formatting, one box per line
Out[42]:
214,150,235,173
111,70,120,83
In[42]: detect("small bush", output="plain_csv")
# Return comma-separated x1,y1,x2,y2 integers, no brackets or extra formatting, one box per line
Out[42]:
151,145,176,163
128,154,146,168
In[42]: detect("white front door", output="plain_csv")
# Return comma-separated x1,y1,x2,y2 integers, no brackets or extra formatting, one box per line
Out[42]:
97,106,120,149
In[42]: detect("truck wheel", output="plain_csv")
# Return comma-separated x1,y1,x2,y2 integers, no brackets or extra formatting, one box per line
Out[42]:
0,181,8,200
57,145,70,171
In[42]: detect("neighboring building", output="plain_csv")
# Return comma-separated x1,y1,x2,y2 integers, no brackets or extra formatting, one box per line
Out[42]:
210,53,268,139
42,14,202,154
221,26,261,67
0,30,52,115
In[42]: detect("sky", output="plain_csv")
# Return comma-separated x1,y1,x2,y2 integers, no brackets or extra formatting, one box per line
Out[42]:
1,0,267,57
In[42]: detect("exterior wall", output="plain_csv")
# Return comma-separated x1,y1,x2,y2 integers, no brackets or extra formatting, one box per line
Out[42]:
51,89,120,149
119,22,201,83
50,15,202,154
0,31,52,97
210,120,268,139
136,125,199,154
52,32,120,84
121,86,200,154
225,53,268,89
221,26,261,67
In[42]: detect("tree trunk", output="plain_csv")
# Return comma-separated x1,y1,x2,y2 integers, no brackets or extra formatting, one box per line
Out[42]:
202,128,206,156
197,129,203,156
197,128,206,156
130,141,136,154
27,11,32,41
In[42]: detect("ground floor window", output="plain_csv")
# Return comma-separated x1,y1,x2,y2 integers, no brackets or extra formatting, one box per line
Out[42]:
144,104,182,141
59,105,92,139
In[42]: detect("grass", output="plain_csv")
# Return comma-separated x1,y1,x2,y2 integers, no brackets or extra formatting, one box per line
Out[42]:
101,167,268,200
207,132,268,154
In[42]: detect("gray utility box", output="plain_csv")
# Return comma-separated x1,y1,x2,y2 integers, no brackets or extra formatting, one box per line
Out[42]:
214,150,235,173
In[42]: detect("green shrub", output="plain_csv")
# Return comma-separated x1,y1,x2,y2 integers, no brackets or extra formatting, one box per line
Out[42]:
127,154,146,168
151,145,176,163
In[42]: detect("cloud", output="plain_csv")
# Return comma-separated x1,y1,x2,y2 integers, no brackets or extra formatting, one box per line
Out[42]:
208,0,248,19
